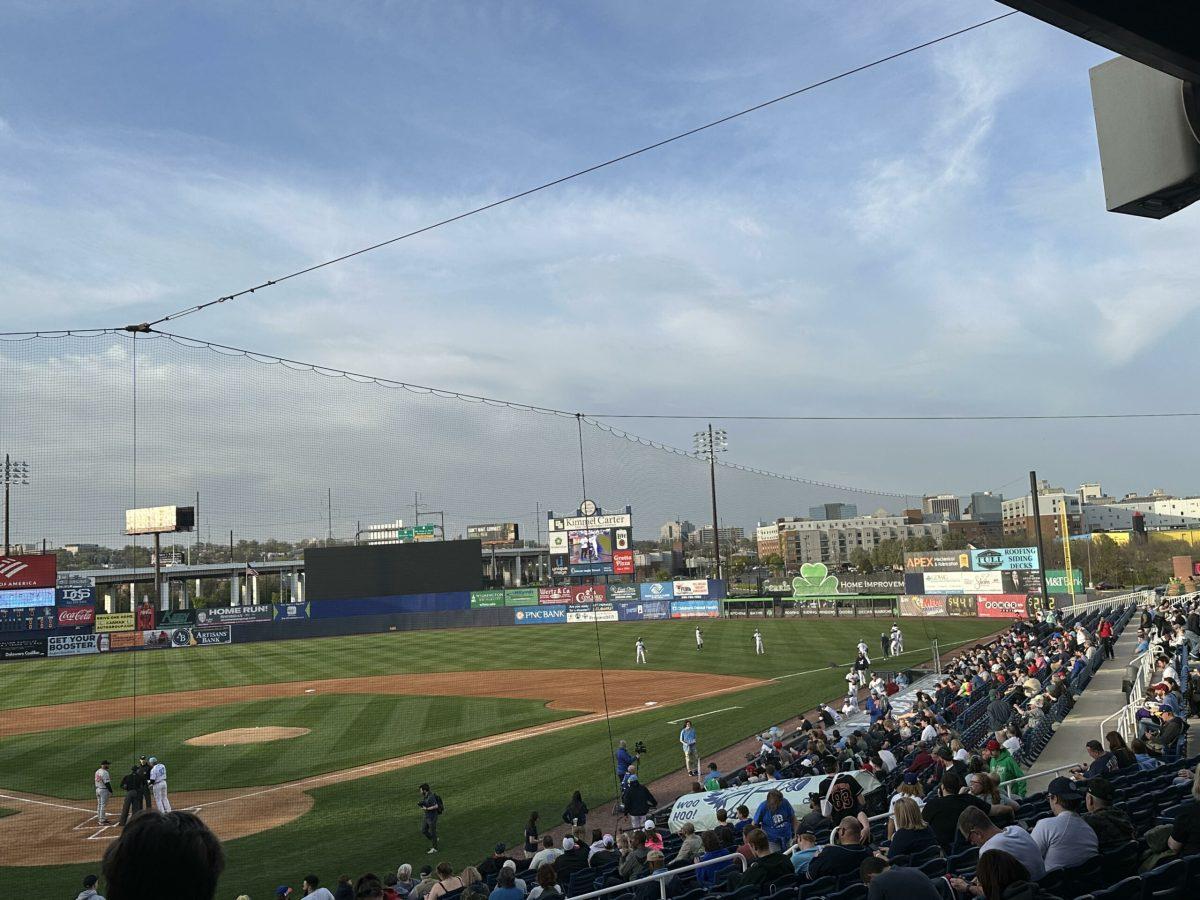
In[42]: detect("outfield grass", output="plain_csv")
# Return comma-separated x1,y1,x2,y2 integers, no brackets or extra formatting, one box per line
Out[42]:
0,694,573,800
1,615,981,710
0,617,1000,895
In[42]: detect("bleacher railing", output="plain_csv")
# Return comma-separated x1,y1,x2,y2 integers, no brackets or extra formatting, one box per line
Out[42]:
570,852,747,900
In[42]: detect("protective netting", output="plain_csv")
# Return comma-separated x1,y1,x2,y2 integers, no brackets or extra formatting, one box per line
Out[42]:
1,330,912,550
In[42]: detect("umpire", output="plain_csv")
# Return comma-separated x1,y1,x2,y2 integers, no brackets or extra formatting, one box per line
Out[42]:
136,755,152,811
117,764,144,826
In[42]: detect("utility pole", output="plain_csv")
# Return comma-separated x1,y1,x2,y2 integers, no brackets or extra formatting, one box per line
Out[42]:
1029,471,1050,612
327,487,333,545
3,454,31,555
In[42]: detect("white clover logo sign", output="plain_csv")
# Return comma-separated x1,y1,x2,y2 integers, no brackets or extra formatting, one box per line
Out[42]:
790,563,840,596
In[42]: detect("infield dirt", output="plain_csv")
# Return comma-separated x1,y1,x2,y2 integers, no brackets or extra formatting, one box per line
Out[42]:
0,668,761,865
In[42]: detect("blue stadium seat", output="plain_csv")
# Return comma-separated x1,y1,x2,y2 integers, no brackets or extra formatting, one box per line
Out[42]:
823,885,867,900
797,876,837,899
1141,857,1188,900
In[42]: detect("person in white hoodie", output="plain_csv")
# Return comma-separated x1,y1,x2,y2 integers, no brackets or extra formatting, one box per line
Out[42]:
76,873,105,900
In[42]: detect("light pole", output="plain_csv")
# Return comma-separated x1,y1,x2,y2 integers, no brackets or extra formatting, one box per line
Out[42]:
693,425,728,580
3,455,31,555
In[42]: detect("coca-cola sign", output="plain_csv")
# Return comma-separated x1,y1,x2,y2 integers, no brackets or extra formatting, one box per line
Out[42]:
57,605,97,626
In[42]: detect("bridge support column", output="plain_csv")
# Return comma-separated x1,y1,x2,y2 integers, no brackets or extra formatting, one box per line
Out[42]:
291,572,300,604
103,590,114,613
513,555,523,587
159,580,170,611
230,573,241,606
251,575,259,604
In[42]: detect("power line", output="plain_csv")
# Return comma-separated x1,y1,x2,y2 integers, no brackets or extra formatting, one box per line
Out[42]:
585,412,1200,422
135,11,1019,330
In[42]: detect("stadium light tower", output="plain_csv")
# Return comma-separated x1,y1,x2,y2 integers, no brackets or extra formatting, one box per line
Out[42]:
693,425,728,580
3,454,31,555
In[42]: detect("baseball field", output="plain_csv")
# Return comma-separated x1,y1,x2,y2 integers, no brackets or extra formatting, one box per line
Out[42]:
0,616,1000,895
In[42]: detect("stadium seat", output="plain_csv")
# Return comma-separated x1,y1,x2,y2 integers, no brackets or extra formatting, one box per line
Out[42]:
1081,876,1144,900
1099,841,1140,883
918,857,948,878
798,876,837,899
1141,858,1188,900
823,885,867,900
766,873,798,894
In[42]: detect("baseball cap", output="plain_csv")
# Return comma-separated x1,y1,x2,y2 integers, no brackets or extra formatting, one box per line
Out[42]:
1087,778,1115,803
502,860,517,872
275,887,292,898
1047,776,1084,800
902,772,918,785
495,842,507,853
985,739,1001,751
646,850,664,862
148,757,157,764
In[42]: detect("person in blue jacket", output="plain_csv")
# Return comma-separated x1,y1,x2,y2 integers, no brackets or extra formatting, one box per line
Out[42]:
753,789,797,852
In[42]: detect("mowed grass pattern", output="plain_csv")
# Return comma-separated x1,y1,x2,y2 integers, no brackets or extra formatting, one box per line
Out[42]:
0,617,1002,895
0,694,573,800
1,616,988,711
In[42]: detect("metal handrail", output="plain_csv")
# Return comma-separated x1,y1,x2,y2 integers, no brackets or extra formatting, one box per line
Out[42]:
569,851,747,900
998,762,1079,789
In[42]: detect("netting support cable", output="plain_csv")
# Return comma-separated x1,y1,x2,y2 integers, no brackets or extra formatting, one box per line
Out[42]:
577,414,621,800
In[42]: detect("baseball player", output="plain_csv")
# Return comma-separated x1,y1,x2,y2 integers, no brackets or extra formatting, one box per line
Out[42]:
148,756,171,812
635,637,647,665
855,638,872,665
890,624,904,655
695,627,704,651
94,759,112,825
753,628,764,655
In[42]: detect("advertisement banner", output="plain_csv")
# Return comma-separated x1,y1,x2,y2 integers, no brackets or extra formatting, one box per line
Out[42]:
469,590,506,609
55,584,97,606
273,602,311,621
48,634,103,657
169,625,232,647
945,595,978,617
837,575,905,595
568,529,614,576
639,581,675,601
608,584,639,602
0,553,57,589
977,595,1031,618
899,596,948,616
195,604,272,625
0,587,56,610
970,547,1040,572
550,557,569,578
0,638,47,659
904,551,970,572
142,629,173,649
613,549,634,576
615,600,670,621
1044,569,1085,595
56,605,96,627
538,585,607,605
95,612,136,633
903,573,925,595
922,571,1004,595
109,630,143,650
670,599,720,618
514,604,567,625
673,579,710,598
504,588,539,606
566,603,619,624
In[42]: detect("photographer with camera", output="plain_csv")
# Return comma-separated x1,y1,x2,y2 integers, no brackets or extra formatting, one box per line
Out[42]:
615,740,640,784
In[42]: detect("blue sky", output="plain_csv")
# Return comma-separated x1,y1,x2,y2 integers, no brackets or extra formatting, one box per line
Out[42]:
2,0,1198,516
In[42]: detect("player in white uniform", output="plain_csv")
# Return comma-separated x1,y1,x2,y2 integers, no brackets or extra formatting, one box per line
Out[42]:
695,627,704,651
753,629,764,655
148,756,171,812
856,639,872,664
890,624,904,655
94,759,112,824
635,638,646,664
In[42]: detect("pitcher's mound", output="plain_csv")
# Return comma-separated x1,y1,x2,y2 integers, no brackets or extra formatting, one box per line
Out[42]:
185,726,310,747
